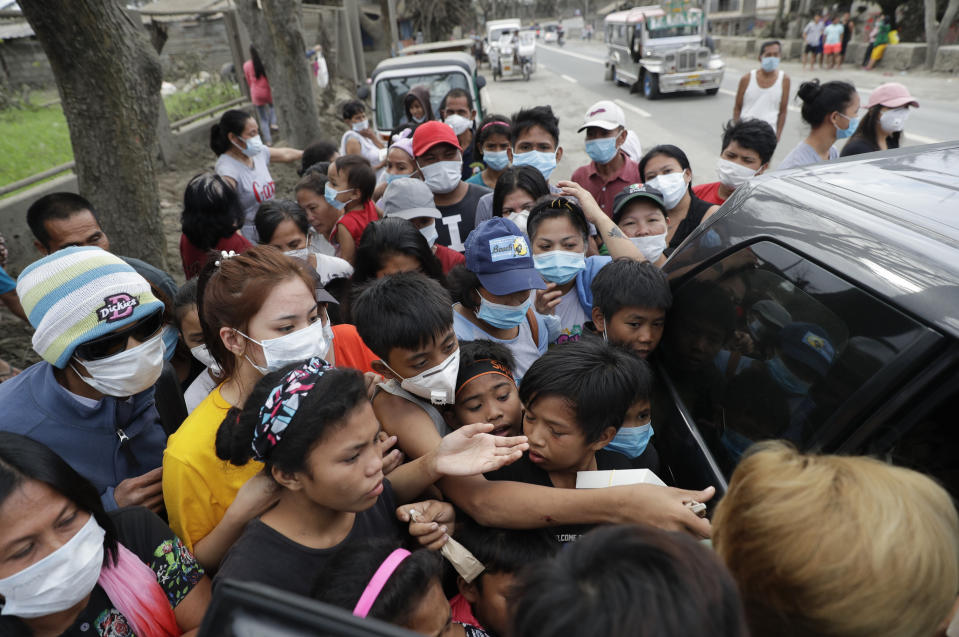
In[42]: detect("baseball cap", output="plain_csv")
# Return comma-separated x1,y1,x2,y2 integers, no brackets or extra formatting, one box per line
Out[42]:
380,179,442,220
412,120,461,157
465,218,547,296
578,100,626,132
866,82,919,109
612,183,666,223
779,322,835,377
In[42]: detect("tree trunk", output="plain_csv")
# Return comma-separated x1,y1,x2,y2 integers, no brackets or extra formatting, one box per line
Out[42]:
18,0,167,269
926,0,959,68
235,0,323,149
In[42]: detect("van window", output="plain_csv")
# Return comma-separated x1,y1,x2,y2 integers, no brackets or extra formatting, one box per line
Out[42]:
374,73,471,132
660,241,930,477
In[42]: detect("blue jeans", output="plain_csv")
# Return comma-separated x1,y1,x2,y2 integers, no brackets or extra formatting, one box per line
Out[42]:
255,103,276,144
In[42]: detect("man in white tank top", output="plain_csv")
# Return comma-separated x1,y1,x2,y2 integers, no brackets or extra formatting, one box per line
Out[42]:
733,40,791,141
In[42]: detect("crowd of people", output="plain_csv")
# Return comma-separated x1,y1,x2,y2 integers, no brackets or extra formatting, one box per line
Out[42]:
0,67,954,637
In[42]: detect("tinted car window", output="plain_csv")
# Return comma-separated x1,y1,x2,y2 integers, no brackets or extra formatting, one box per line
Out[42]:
661,241,930,476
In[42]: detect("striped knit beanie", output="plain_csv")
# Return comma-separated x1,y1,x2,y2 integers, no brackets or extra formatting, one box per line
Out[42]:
17,246,164,368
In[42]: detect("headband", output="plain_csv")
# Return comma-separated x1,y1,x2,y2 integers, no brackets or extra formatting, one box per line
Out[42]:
352,549,411,618
481,120,510,132
251,356,330,462
456,358,515,396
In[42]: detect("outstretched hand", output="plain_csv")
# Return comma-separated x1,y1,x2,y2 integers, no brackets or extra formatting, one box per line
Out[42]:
433,423,529,477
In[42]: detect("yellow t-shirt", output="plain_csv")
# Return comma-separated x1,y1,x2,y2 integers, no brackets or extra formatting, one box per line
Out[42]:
163,386,263,550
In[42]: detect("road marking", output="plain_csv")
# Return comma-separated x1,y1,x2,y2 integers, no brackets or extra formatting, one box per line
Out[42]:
614,98,652,118
905,132,942,144
561,74,579,84
541,45,606,64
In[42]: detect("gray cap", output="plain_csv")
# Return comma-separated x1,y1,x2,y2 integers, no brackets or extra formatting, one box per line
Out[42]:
380,178,442,220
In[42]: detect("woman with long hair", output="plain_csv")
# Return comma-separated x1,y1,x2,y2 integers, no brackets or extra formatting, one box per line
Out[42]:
243,46,278,145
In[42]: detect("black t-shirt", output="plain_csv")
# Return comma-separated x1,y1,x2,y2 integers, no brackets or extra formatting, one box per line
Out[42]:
436,182,491,252
840,137,881,157
485,450,631,543
666,194,713,254
0,507,205,637
214,480,401,598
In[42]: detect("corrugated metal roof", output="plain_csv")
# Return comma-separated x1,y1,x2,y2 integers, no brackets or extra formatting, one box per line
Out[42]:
0,20,32,40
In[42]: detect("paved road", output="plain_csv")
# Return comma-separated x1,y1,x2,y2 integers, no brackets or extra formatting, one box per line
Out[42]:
482,39,959,185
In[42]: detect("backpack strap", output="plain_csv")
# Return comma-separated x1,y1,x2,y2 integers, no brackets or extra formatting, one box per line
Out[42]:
525,307,539,346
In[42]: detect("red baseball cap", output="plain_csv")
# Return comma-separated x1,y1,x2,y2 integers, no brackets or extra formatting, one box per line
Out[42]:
412,120,462,157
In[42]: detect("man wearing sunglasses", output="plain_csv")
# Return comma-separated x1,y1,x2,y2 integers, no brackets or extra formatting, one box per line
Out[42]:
0,246,169,513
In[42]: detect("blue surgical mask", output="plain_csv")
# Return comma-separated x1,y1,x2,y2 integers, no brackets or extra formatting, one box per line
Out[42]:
606,422,653,459
324,182,349,210
760,56,780,72
234,134,264,158
484,150,510,171
767,355,811,395
161,325,179,362
835,113,859,140
476,293,532,329
512,150,557,180
420,222,439,248
386,172,412,184
533,250,586,284
585,136,618,164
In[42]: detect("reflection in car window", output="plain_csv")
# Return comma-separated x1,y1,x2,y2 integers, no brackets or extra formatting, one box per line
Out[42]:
375,73,470,132
661,241,929,477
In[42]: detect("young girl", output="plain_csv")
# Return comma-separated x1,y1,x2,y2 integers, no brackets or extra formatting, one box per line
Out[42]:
778,79,860,169
162,246,375,571
611,183,670,265
340,100,385,171
213,360,528,598
840,82,917,157
373,129,421,201
528,182,645,344
489,165,549,235
404,86,435,124
328,155,381,265
466,116,512,189
179,172,252,279
352,217,446,288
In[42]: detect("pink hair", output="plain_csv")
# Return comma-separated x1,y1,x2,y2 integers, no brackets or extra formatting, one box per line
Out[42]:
98,542,181,637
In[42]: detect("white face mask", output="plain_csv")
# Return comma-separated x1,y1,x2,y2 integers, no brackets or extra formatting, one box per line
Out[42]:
629,232,668,262
389,349,460,405
190,344,222,374
233,134,265,158
0,515,105,618
237,319,330,374
72,332,165,397
352,119,370,132
419,160,463,194
323,322,335,347
646,172,688,209
506,209,530,235
420,222,439,248
879,107,909,133
715,158,758,191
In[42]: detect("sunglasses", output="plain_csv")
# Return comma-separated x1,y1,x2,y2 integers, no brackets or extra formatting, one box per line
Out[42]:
74,310,164,361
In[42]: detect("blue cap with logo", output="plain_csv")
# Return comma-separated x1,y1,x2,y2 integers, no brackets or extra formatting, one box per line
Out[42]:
465,218,547,296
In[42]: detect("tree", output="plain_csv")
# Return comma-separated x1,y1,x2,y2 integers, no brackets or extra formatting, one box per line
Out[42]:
234,0,323,149
18,0,167,268
407,0,474,40
924,0,959,68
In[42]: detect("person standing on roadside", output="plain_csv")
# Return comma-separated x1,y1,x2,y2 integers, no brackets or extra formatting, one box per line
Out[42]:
778,80,860,170
823,17,845,69
733,40,790,141
839,13,855,69
802,14,824,71
243,46,278,146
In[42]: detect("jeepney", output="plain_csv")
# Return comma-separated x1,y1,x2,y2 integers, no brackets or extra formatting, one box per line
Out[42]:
604,5,724,99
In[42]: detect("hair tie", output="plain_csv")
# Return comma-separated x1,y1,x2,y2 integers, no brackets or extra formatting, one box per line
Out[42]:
481,120,510,132
353,549,411,618
251,356,331,461
215,250,237,267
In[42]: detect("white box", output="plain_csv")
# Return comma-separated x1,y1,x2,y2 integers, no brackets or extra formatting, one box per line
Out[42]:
575,468,667,489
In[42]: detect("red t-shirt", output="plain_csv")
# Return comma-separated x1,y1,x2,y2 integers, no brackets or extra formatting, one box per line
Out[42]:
331,324,378,374
337,200,380,246
693,181,726,206
179,232,253,279
435,244,466,273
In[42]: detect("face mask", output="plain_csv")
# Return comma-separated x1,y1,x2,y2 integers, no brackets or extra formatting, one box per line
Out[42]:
646,172,687,209
747,318,765,340
72,332,165,397
412,114,426,123
835,113,859,140
716,158,758,191
190,344,222,374
352,119,369,132
0,515,105,618
323,321,335,347
325,182,350,211
512,150,557,180
420,222,439,248
767,355,811,395
585,136,618,165
386,172,412,184
234,134,264,158
237,319,330,374
285,247,309,261
879,107,909,133
476,293,532,329
162,324,179,362
506,210,530,235
484,150,510,171
629,233,668,263
390,349,460,405
606,422,653,459
533,250,586,284
419,160,463,194
760,56,780,72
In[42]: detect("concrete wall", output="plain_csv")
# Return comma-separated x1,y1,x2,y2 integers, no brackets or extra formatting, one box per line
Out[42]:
159,18,236,80
935,45,959,72
0,38,55,88
713,35,938,70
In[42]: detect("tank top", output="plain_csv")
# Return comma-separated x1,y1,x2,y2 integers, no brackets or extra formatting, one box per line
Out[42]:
339,130,382,169
373,379,451,437
741,69,783,134
666,194,712,254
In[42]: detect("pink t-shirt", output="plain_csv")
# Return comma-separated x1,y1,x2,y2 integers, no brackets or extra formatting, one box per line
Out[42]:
243,60,273,106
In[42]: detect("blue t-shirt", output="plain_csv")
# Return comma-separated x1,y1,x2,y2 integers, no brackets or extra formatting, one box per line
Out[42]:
0,265,15,295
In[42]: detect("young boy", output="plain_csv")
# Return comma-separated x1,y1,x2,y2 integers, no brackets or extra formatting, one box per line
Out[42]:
450,339,523,437
484,339,652,543
451,518,559,637
693,118,778,206
380,177,466,273
328,154,379,264
585,258,671,359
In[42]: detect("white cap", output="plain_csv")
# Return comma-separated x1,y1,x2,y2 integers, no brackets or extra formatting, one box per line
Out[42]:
445,114,472,135
577,100,626,132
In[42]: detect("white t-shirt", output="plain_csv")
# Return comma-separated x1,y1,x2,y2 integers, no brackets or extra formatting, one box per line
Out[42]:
340,130,382,169
215,147,275,242
184,369,219,414
554,289,589,344
452,308,547,383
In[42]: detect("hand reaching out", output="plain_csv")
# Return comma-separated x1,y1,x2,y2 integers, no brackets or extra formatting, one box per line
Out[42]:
432,423,529,477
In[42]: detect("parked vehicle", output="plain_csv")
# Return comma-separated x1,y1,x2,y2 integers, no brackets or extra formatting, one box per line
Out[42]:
542,23,559,43
489,31,536,81
654,143,959,508
604,6,723,99
367,52,488,141
485,18,522,64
